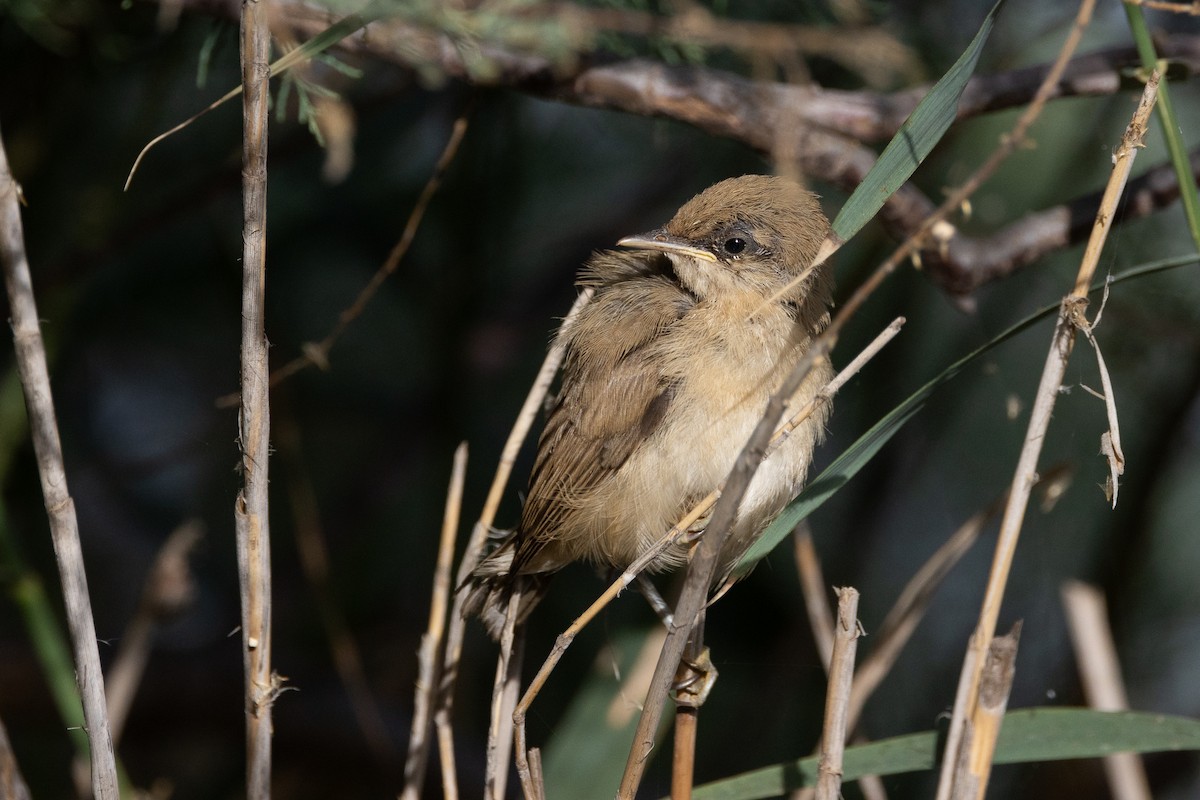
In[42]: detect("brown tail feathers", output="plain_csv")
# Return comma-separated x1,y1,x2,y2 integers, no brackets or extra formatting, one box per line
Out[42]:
460,537,549,640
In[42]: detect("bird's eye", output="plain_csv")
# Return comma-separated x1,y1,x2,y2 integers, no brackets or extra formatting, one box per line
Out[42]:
723,237,747,255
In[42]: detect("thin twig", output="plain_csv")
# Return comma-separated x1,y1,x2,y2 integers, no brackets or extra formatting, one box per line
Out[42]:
267,107,473,390
794,526,834,668
490,592,524,800
934,68,1159,800
482,287,595,530
402,443,468,800
527,747,546,800
815,588,861,800
489,590,518,798
279,415,394,765
236,1,277,796
105,521,203,747
0,123,119,799
1061,581,1151,800
793,532,891,800
670,609,708,800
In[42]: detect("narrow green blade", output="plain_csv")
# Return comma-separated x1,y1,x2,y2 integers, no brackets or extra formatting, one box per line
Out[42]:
830,0,1004,244
690,708,1200,800
735,254,1200,572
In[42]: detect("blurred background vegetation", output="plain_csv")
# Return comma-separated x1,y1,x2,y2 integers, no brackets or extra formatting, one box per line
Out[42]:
1,0,1199,797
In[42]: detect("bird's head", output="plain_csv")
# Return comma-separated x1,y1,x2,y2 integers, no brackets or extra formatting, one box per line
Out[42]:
618,175,832,326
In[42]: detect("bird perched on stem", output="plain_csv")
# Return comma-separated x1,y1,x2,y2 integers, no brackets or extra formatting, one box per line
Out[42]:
465,174,834,637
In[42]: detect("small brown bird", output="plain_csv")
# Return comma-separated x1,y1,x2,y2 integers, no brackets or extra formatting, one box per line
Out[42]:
466,175,834,636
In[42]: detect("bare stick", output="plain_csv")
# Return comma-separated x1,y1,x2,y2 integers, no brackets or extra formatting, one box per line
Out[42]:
236,1,277,796
527,747,546,800
794,526,834,667
816,588,861,800
948,624,1022,800
491,588,527,800
401,443,468,800
791,540,886,800
1061,581,1151,800
670,609,708,800
105,521,203,746
934,68,1159,800
433,708,460,800
0,124,119,798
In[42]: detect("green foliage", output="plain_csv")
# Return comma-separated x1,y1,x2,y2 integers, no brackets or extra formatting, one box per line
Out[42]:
738,254,1200,573
691,708,1200,799
829,0,1004,244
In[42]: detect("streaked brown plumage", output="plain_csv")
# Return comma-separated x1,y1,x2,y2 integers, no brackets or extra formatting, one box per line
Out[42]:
465,175,834,636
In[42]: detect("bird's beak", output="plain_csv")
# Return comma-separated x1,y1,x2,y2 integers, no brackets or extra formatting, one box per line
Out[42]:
617,229,718,263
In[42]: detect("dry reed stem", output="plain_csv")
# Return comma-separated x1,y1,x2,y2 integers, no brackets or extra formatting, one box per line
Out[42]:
670,609,708,800
401,443,468,800
671,707,699,799
527,747,546,800
815,588,861,800
236,2,277,796
0,125,119,799
1061,581,1151,800
433,709,459,800
934,69,1159,800
491,602,524,800
789,529,833,800
478,290,595,800
793,526,834,667
793,532,893,800
511,318,902,793
105,521,203,747
950,624,1021,800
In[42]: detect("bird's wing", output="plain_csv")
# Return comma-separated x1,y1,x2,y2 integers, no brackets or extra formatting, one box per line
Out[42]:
510,264,692,574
